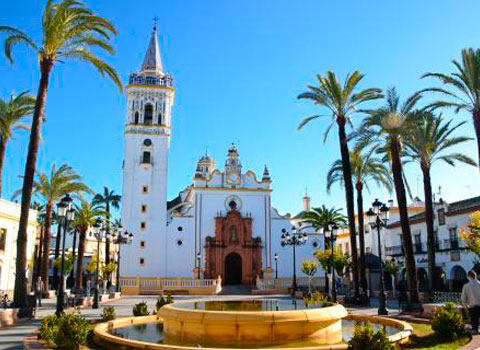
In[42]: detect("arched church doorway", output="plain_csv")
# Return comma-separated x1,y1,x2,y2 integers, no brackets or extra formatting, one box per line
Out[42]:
225,253,242,285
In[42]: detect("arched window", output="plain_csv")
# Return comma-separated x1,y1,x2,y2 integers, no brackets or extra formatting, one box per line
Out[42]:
134,111,139,125
158,112,163,125
144,104,153,125
143,139,152,146
142,151,151,164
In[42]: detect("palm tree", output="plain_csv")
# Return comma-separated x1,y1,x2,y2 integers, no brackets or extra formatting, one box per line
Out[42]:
326,149,392,298
71,200,104,291
297,71,383,299
14,164,92,292
0,92,35,196
420,48,480,180
92,187,121,285
301,205,347,295
358,87,422,307
404,112,476,298
0,0,122,307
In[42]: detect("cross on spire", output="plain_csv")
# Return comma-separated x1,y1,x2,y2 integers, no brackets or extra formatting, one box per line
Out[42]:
153,17,158,31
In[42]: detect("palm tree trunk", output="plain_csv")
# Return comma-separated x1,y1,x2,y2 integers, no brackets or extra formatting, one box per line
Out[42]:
473,108,480,181
391,138,419,305
40,202,53,292
14,59,53,307
68,229,77,289
337,118,360,299
356,182,368,299
75,228,87,291
422,163,436,301
35,225,44,281
0,137,7,197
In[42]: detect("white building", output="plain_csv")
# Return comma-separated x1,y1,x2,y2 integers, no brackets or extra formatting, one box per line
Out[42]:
0,199,38,296
120,27,323,286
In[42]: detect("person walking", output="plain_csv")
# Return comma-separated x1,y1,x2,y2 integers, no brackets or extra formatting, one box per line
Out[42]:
461,270,480,334
34,277,44,307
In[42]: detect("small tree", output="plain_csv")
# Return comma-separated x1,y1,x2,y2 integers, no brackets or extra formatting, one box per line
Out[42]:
301,259,319,294
314,247,352,276
101,262,116,283
460,211,480,258
383,260,401,293
53,253,75,277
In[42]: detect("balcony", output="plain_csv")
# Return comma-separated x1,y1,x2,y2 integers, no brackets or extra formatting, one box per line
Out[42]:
129,73,174,88
385,245,404,256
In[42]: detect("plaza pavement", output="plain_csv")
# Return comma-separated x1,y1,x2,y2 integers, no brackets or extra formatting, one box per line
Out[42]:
0,294,400,350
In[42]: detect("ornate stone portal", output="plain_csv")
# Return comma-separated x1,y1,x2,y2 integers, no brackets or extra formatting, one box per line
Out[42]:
205,201,262,285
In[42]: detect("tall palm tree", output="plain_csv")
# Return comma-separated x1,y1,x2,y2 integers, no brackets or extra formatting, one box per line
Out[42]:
358,87,422,307
92,187,121,284
404,112,476,298
0,92,35,196
298,71,383,298
14,164,92,292
420,48,480,180
71,200,104,291
300,205,347,295
326,149,392,298
0,0,122,307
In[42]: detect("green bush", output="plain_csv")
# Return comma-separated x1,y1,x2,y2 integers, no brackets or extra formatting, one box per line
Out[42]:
102,305,116,321
431,302,466,340
133,301,150,316
156,293,174,311
38,314,59,347
347,323,393,350
55,313,89,350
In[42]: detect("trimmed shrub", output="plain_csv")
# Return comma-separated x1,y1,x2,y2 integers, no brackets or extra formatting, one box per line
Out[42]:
102,305,116,321
133,301,150,316
156,293,174,311
38,314,59,347
54,313,90,350
432,302,466,340
347,323,393,350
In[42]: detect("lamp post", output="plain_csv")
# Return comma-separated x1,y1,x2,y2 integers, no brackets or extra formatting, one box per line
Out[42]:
196,253,201,279
56,194,75,316
92,218,103,309
274,253,279,279
320,221,338,303
366,198,390,316
111,226,133,293
281,226,308,294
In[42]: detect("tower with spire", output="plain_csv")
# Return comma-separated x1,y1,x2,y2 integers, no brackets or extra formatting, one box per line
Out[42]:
121,24,175,277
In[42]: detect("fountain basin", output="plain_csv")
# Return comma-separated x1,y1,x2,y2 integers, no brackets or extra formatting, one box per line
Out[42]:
158,299,348,345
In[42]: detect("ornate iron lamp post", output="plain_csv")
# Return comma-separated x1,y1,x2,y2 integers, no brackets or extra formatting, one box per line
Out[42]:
92,217,104,309
56,194,75,316
366,198,390,316
281,226,308,294
274,253,279,279
319,221,339,303
196,253,201,279
111,225,133,293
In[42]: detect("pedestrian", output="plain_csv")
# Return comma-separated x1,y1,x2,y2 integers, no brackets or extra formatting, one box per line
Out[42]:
461,270,480,334
34,277,44,307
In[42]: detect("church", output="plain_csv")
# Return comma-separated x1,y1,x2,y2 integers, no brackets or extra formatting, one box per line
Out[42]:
120,26,323,286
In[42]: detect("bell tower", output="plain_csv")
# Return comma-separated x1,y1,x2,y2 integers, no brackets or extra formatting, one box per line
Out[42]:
121,24,174,277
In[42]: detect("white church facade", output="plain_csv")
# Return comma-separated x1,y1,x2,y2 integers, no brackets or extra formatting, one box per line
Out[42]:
120,26,324,286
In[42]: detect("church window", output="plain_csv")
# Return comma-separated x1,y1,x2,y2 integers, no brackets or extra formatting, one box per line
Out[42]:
139,258,145,265
141,205,147,213
142,151,151,164
0,229,6,251
134,112,139,124
140,241,145,248
142,186,148,194
177,239,183,246
144,104,153,125
158,112,163,125
140,222,146,230
177,226,183,232
229,226,238,243
143,139,152,147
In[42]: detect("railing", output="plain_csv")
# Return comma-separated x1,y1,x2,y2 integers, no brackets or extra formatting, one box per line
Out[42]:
256,277,325,291
385,245,403,256
129,73,174,88
433,291,462,303
120,277,222,295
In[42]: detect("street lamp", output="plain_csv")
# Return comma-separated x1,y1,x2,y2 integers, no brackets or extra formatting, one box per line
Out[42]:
366,198,390,316
281,226,308,294
56,193,75,316
196,253,201,279
320,221,339,303
92,217,103,309
111,225,133,293
274,253,279,279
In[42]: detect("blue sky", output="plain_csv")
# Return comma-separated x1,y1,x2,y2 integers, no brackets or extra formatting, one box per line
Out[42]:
1,0,480,217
